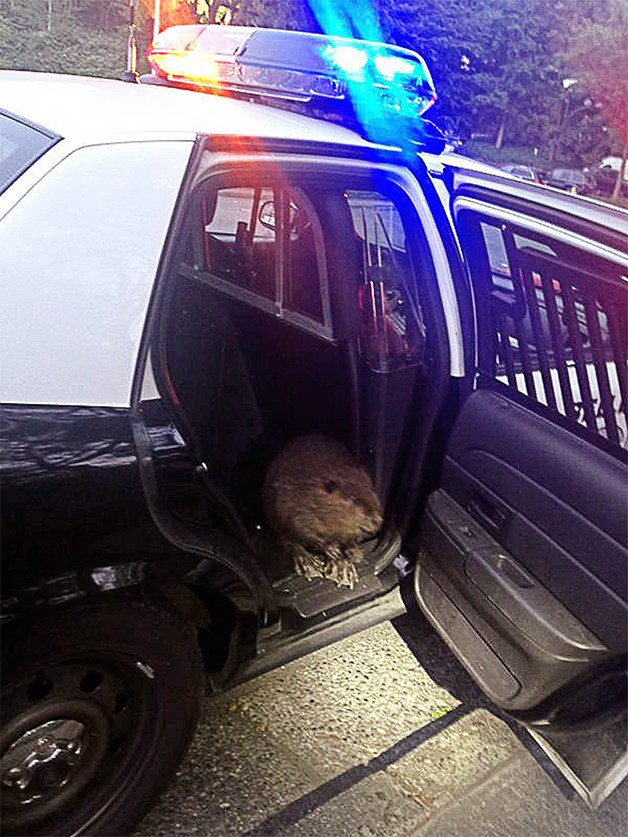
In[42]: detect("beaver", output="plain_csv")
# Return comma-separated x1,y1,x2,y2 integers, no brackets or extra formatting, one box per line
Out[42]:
262,435,383,588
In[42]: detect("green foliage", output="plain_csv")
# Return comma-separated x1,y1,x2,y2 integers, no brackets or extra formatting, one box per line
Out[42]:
563,0,628,200
0,0,128,77
565,0,628,148
376,0,607,153
229,0,317,30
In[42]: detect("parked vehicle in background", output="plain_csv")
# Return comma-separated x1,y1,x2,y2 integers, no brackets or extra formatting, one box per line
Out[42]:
546,167,596,195
595,162,628,199
500,163,540,182
600,155,628,174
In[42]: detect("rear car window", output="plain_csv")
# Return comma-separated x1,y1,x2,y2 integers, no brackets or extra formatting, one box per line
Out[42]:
346,189,426,372
552,169,586,185
203,186,277,300
469,215,627,450
0,112,57,195
199,181,330,333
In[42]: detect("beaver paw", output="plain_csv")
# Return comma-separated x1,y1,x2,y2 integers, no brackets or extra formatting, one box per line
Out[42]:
291,543,327,581
322,556,359,589
289,543,359,588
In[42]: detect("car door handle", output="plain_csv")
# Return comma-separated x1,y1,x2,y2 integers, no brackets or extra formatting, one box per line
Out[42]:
467,493,509,535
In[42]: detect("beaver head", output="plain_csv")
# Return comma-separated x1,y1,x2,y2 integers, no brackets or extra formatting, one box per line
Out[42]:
263,435,383,554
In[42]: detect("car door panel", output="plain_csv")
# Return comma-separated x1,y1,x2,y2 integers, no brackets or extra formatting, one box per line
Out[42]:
417,388,623,712
443,388,627,649
412,170,628,804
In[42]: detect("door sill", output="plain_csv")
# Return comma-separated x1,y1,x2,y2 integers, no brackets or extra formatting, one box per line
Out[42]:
232,585,407,686
525,710,628,808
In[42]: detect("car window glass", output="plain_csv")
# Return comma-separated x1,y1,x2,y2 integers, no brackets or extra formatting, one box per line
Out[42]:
345,189,426,372
284,188,324,321
474,217,626,449
200,182,328,330
481,221,511,279
347,190,407,251
203,186,276,299
0,113,56,195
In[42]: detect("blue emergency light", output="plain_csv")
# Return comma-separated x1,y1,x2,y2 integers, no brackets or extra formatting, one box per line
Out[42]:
144,25,438,147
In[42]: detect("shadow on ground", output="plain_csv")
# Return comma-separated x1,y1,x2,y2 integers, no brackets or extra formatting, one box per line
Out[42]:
392,581,576,801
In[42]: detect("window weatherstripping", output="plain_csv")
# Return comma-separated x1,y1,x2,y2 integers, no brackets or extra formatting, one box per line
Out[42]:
473,216,627,449
0,111,58,195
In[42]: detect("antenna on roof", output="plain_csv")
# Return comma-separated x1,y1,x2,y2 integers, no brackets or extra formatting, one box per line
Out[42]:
122,0,139,83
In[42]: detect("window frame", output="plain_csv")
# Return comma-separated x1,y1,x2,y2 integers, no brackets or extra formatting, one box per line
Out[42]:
457,205,627,453
0,110,59,196
185,175,335,341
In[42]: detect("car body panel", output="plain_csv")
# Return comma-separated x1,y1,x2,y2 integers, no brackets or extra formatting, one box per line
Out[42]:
446,165,628,237
0,71,378,148
0,400,264,624
0,140,192,406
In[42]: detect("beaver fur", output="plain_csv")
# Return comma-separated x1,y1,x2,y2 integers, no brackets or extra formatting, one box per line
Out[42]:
262,435,383,588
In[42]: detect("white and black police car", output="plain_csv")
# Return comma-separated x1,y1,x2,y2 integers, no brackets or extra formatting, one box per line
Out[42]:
1,24,627,835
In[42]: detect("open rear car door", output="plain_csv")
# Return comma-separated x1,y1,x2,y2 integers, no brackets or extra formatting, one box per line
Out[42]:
413,168,628,806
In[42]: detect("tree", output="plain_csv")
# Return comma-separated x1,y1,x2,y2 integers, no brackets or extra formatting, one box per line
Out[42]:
228,0,317,30
376,0,605,152
0,0,619,173
375,0,489,141
565,0,628,201
0,0,128,76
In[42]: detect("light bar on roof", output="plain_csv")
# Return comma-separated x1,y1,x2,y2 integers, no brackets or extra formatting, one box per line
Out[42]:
145,24,436,118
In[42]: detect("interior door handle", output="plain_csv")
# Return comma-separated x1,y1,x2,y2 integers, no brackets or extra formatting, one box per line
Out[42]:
468,493,508,534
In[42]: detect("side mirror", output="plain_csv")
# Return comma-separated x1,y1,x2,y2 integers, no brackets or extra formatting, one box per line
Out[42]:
259,200,309,234
258,200,277,231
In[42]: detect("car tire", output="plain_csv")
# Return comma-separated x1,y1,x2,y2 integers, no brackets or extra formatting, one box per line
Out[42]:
1,597,204,836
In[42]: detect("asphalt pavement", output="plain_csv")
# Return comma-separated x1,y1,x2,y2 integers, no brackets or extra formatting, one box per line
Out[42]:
135,611,628,837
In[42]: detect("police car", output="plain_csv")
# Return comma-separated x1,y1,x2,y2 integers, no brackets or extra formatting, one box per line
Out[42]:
1,25,627,836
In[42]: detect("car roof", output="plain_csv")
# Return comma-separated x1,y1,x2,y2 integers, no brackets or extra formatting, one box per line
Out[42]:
3,72,520,180
0,71,375,147
422,151,503,177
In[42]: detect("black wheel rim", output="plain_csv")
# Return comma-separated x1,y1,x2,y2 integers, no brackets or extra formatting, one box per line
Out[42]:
1,655,157,835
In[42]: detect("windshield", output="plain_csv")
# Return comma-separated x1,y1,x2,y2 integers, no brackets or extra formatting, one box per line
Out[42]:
552,169,586,184
0,113,57,195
